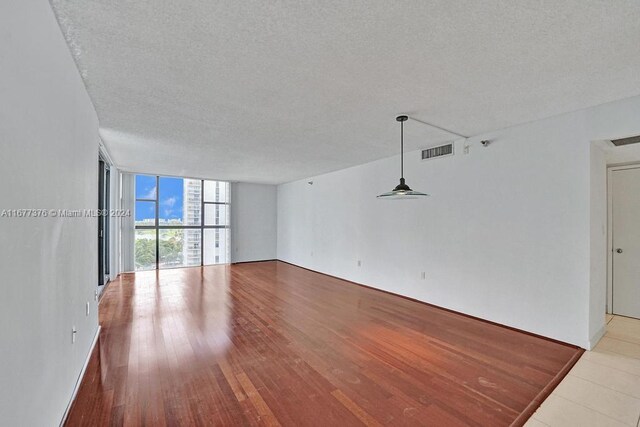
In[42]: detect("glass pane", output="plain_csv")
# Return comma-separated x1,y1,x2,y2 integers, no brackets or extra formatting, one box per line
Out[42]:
182,179,202,226
204,204,229,226
204,180,229,203
204,228,229,265
158,177,201,226
182,229,202,267
135,175,156,200
135,229,156,271
135,201,156,226
157,229,202,269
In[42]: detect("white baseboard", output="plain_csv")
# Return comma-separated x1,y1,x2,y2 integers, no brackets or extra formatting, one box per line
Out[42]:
59,325,101,426
588,324,606,350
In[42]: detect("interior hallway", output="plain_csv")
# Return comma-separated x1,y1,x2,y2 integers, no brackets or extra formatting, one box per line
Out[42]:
65,261,581,426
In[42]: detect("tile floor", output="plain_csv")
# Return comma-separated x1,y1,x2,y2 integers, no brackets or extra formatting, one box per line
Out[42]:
525,314,640,426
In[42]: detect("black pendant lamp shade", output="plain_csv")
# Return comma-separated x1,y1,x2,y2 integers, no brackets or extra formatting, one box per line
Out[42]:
377,115,429,199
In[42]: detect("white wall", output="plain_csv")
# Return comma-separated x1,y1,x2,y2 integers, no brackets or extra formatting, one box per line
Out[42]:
0,2,100,425
278,95,640,349
589,142,607,347
231,183,277,263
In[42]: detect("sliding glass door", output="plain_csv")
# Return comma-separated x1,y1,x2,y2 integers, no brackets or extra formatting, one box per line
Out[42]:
98,157,111,284
134,174,230,271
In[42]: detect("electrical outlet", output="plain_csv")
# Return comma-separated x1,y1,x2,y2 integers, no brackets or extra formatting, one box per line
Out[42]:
421,272,426,280
94,289,99,301
72,326,77,344
86,301,90,316
357,260,362,267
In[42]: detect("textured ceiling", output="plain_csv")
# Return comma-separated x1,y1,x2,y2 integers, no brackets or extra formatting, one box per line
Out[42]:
51,0,640,184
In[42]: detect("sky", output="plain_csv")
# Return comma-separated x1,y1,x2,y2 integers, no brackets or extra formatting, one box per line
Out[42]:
135,175,184,223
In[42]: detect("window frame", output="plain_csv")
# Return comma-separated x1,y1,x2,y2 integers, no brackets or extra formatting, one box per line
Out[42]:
134,175,230,270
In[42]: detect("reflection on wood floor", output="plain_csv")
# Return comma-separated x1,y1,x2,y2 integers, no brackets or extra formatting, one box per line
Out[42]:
65,261,582,426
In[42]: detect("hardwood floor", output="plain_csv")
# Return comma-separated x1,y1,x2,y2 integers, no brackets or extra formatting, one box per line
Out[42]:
66,261,582,426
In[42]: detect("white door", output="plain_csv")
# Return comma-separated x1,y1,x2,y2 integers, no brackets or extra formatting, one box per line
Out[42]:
612,167,640,319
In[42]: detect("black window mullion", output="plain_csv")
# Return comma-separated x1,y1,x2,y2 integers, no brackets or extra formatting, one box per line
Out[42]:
201,179,204,267
155,175,159,269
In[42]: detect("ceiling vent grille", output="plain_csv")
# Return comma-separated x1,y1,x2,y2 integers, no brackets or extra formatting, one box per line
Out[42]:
422,143,453,160
612,135,640,146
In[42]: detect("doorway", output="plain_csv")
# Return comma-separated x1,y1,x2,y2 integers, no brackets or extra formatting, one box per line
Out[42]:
98,156,110,286
610,165,640,319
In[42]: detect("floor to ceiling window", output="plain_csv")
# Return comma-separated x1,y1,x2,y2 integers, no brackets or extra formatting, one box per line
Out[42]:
134,175,230,271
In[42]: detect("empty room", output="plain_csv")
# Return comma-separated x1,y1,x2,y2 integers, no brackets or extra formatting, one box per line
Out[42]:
3,1,640,426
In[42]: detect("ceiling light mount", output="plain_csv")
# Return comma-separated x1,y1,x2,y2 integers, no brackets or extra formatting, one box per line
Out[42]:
377,115,429,199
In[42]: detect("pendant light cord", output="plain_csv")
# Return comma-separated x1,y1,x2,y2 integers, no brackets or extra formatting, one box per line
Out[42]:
400,119,404,179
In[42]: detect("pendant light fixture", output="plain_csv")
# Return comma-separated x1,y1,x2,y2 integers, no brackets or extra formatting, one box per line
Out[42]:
377,115,429,199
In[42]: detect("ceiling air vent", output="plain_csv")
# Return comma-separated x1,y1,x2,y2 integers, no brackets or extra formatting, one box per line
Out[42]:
422,143,454,160
611,135,640,147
